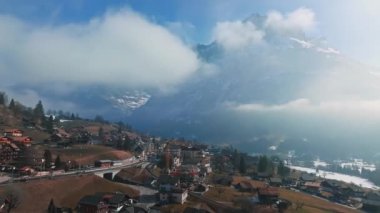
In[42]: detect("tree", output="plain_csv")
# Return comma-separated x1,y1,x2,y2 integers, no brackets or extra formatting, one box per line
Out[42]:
46,115,54,134
98,127,104,138
239,155,246,174
43,150,52,169
94,115,105,123
33,100,45,125
0,92,7,105
47,198,56,213
3,185,22,213
278,161,290,177
54,155,62,170
258,155,268,173
8,99,15,110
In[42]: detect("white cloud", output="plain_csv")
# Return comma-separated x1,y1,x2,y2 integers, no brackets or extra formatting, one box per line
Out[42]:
212,20,264,49
0,9,200,90
265,7,316,34
289,37,314,48
232,98,380,118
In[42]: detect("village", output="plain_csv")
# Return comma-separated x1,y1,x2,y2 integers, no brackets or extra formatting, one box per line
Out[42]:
1,121,380,213
0,95,379,213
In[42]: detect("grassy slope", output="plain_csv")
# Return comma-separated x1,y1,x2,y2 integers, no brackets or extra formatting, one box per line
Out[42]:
49,144,133,165
0,175,139,213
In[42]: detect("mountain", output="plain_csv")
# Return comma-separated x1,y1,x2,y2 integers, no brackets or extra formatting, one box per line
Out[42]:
6,14,380,159
123,17,380,159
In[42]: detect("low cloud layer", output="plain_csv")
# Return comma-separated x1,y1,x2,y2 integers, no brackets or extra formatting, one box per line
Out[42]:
0,9,200,90
232,99,380,119
212,21,264,49
212,8,317,49
265,7,316,34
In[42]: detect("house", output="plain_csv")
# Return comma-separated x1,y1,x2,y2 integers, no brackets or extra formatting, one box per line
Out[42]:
94,160,113,168
269,177,282,187
0,137,12,143
77,195,108,213
0,196,5,212
158,174,188,204
160,188,188,204
300,173,317,182
362,192,380,212
0,141,19,163
193,184,209,194
172,165,200,177
10,136,32,147
96,192,128,212
303,182,321,194
213,175,232,186
235,181,256,192
182,146,202,161
258,187,279,204
77,192,130,213
123,206,148,213
164,144,182,158
158,174,180,191
3,129,23,137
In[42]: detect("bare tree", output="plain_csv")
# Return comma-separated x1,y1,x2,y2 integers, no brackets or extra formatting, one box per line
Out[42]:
3,185,23,213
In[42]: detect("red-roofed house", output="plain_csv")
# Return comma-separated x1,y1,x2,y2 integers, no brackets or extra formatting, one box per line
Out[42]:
0,137,12,144
10,137,32,147
3,129,23,137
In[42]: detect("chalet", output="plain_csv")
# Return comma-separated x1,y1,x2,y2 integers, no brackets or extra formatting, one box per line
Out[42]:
0,141,19,163
0,196,5,212
269,177,283,187
77,195,108,213
258,187,279,204
158,174,180,191
3,129,23,137
0,137,12,143
123,206,148,213
362,192,380,212
213,175,233,186
303,182,321,194
160,188,188,204
171,165,200,177
94,160,113,168
10,136,32,147
164,144,182,158
77,192,130,213
193,184,209,194
235,181,256,192
300,173,317,182
96,192,128,212
182,146,202,161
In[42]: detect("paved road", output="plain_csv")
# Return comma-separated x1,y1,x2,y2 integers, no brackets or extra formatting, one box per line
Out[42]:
0,159,146,185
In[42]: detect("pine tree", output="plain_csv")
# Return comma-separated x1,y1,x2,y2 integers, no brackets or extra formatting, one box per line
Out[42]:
258,155,268,173
33,100,46,125
98,127,104,138
0,92,7,105
9,99,15,110
47,198,56,213
239,155,246,174
43,150,52,170
46,115,54,134
54,155,62,170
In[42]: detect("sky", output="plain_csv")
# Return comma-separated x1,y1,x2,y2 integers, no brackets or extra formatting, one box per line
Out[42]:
0,0,380,109
0,0,379,67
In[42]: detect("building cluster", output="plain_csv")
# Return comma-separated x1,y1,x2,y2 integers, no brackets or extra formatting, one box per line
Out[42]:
0,129,32,164
77,192,144,213
155,142,213,205
253,170,374,210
